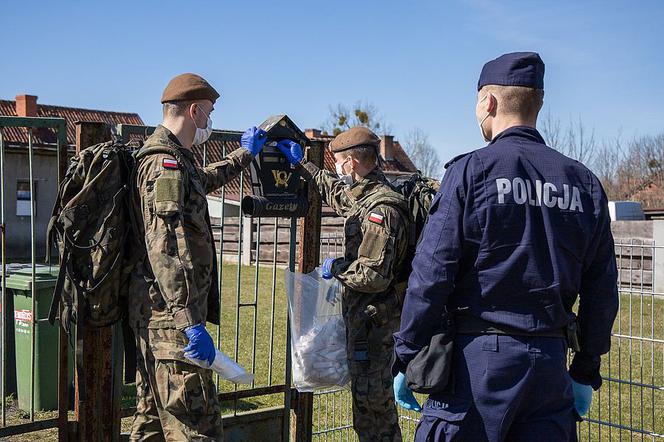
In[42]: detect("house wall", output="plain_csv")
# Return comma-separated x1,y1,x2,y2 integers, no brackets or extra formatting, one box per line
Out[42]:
3,149,58,260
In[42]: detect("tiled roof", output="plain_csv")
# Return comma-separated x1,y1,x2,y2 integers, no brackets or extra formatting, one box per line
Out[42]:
0,99,143,147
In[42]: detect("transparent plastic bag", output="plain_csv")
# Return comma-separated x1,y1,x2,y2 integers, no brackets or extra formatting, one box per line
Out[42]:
285,268,350,392
185,349,254,384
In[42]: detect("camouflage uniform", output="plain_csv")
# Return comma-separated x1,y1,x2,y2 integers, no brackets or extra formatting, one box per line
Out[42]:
129,125,253,441
298,162,409,442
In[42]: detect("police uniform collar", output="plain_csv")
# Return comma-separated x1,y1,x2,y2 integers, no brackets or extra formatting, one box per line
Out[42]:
489,126,545,146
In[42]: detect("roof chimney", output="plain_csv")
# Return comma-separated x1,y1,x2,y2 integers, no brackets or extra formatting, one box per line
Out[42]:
380,135,394,161
16,95,38,117
305,128,322,139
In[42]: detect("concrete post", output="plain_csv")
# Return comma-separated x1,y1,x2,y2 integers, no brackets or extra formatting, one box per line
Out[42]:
653,220,664,296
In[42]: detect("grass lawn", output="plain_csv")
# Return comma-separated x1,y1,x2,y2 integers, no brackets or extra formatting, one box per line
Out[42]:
1,262,661,441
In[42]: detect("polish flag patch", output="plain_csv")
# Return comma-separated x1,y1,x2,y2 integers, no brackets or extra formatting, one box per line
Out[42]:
162,158,179,169
368,212,384,225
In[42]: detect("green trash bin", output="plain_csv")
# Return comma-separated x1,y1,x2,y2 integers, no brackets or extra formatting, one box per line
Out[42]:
6,265,72,411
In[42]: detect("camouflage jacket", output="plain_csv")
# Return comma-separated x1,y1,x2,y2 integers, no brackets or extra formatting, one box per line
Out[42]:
130,125,253,332
298,162,410,320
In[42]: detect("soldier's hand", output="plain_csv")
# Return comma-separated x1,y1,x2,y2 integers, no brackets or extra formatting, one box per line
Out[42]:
320,257,337,280
241,126,268,156
276,140,303,164
183,324,216,366
393,372,422,412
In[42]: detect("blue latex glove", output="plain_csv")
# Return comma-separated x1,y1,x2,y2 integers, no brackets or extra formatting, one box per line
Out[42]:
276,139,303,164
241,126,268,156
393,372,422,412
321,257,337,280
571,380,593,416
183,324,216,366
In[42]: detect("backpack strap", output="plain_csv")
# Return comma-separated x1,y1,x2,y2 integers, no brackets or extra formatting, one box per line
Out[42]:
48,248,69,327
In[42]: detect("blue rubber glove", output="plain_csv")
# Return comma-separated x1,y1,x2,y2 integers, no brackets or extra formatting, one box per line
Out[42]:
276,140,303,164
321,257,337,280
571,380,593,416
241,126,268,156
393,372,422,412
183,324,216,366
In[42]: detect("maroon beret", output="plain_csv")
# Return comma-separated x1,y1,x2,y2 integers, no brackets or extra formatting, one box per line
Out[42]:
161,73,220,104
329,126,380,153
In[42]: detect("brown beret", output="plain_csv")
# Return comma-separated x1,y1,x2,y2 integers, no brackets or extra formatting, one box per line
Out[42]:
329,126,380,153
161,73,220,104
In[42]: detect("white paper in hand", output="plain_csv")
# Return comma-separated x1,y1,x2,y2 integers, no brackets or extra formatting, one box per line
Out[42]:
185,349,254,384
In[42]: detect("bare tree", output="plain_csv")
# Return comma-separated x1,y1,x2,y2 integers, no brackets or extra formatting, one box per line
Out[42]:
323,101,392,136
540,112,597,165
540,110,563,151
402,128,443,178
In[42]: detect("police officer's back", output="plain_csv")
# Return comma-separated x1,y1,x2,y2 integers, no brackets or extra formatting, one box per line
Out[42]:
393,52,619,442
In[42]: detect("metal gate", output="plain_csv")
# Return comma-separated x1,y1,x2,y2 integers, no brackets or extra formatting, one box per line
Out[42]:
0,116,69,439
116,124,305,441
0,117,321,441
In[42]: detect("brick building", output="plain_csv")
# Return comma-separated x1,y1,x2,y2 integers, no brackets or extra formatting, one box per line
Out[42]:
0,94,143,258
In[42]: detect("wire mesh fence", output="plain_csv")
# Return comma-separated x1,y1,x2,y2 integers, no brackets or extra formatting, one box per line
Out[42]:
312,235,664,441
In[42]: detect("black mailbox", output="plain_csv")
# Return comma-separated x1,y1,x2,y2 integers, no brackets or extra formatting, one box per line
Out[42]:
241,115,309,218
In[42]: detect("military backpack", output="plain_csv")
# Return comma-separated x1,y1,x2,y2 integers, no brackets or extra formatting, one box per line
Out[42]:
46,139,181,332
389,173,441,280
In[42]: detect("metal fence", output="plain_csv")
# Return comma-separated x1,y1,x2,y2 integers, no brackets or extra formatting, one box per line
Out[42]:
0,119,306,441
0,115,661,441
0,116,68,439
116,124,300,441
312,235,664,441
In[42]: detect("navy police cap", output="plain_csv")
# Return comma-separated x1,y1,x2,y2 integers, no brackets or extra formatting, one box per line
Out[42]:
478,52,545,91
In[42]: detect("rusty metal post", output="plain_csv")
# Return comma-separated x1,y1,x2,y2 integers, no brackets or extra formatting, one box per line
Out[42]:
57,121,70,442
73,121,119,442
290,140,324,442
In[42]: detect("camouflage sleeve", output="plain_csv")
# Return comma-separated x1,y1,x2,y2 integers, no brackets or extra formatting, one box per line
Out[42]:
333,205,407,294
139,156,202,330
297,161,355,217
201,148,254,194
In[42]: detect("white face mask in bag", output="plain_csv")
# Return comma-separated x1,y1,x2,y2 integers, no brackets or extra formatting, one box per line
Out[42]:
192,105,213,146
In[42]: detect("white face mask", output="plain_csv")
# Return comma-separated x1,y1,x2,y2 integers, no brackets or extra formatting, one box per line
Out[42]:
477,94,491,142
335,158,353,185
192,105,213,146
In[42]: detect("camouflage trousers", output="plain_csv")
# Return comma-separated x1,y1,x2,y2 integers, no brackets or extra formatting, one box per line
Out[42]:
345,310,402,442
129,327,223,442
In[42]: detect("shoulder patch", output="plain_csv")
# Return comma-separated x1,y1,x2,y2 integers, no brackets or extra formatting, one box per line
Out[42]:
163,158,179,170
368,212,384,225
444,151,472,169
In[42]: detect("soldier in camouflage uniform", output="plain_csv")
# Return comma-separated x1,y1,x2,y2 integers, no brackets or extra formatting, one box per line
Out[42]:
129,73,267,441
277,127,410,442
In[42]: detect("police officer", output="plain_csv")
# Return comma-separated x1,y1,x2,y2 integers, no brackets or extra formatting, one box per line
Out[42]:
392,52,619,441
278,127,410,442
128,73,268,441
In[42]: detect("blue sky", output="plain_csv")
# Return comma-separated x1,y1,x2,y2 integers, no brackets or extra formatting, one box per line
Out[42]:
1,0,662,162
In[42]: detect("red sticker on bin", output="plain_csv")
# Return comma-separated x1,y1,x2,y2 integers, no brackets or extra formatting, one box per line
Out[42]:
162,158,179,169
368,212,384,224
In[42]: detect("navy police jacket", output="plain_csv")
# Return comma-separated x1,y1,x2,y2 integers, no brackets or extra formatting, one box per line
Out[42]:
394,126,619,389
